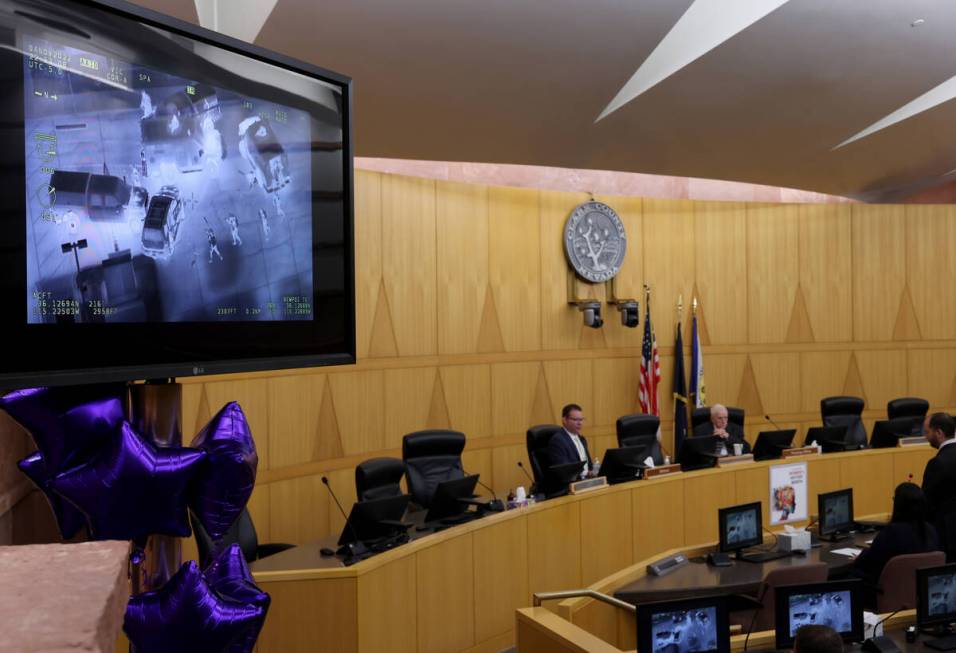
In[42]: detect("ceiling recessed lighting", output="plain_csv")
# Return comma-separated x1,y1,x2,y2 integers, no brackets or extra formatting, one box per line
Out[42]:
911,18,925,27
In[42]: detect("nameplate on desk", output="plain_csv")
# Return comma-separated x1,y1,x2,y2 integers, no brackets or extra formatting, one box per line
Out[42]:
782,446,819,458
647,553,688,576
898,437,928,447
569,476,608,494
717,454,754,467
645,464,681,479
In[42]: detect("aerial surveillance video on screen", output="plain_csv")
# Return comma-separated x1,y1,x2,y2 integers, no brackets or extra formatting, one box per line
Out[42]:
24,35,314,323
650,607,718,653
725,509,758,547
928,573,956,616
788,591,852,635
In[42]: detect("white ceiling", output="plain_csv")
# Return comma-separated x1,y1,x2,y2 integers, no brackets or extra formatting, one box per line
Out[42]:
135,0,956,201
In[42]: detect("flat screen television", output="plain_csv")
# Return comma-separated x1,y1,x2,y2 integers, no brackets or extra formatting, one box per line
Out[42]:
635,595,730,653
0,0,354,388
774,580,864,649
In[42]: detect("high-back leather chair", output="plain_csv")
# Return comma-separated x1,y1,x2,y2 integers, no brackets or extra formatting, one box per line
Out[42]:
401,430,466,508
821,396,867,449
749,563,828,632
355,457,406,502
615,414,664,465
887,397,929,436
691,406,745,436
526,424,563,489
191,507,295,567
877,551,945,613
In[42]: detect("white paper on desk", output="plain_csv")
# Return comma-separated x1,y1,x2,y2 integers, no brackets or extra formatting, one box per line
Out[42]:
644,456,655,468
830,547,862,557
865,539,874,545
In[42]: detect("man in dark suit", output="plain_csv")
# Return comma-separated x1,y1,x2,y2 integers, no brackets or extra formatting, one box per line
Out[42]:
922,412,956,558
547,403,592,478
693,404,750,456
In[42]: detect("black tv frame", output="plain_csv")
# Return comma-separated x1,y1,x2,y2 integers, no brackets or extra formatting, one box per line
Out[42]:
752,429,796,461
818,488,854,540
917,563,956,633
635,594,730,653
0,0,355,388
717,501,763,555
774,580,864,649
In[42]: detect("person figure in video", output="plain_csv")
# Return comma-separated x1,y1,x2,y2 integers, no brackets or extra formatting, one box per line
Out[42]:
140,148,148,178
206,227,223,262
226,214,242,246
259,208,271,241
66,209,78,234
272,192,285,220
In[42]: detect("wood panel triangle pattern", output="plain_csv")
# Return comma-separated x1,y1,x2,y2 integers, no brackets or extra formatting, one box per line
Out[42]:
530,364,555,426
689,283,711,346
842,353,866,403
368,280,399,358
426,373,452,429
892,286,922,341
785,285,815,343
312,377,344,462
736,356,765,417
476,286,505,353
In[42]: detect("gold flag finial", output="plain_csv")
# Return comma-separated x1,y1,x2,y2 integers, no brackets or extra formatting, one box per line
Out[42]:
677,293,683,323
692,296,698,315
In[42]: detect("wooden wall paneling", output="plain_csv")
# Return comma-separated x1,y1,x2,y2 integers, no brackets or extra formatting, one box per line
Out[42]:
700,354,747,410
381,174,438,356
436,181,489,355
599,196,644,350
268,474,329,545
355,170,383,359
656,355,677,454
267,373,328,469
491,362,546,436
851,205,906,342
440,365,492,439
807,457,843,511
590,434,618,464
180,381,203,441
749,353,801,414
326,466,357,538
854,349,908,410
384,367,439,449
201,378,271,470
734,466,770,524
746,204,799,344
540,190,593,351
907,349,956,409
258,578,358,653
592,358,641,429
527,502,582,595
417,535,476,653
580,490,633,585
693,201,748,345
492,443,533,499
329,370,386,455
893,447,935,487
800,352,852,413
461,447,493,494
488,186,541,352
357,555,417,653
543,359,594,424
683,472,735,545
799,204,852,343
906,205,956,341
642,199,695,344
473,517,530,643
247,483,272,544
840,454,894,517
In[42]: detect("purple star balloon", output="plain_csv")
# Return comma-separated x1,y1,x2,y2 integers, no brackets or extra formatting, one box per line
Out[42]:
51,421,206,541
17,451,88,539
125,560,265,653
0,384,125,472
190,402,258,540
204,544,271,653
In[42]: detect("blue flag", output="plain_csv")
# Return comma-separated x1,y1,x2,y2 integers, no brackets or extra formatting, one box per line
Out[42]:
690,314,705,408
673,322,688,461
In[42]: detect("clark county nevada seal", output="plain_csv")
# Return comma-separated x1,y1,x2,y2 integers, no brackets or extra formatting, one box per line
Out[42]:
563,201,627,283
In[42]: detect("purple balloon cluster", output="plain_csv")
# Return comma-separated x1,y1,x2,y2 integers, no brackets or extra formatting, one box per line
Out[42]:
1,388,258,543
124,544,270,653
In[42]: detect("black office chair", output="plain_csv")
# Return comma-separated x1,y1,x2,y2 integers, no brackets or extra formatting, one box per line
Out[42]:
526,424,563,491
401,430,466,509
691,406,745,437
615,414,664,465
887,397,929,436
355,457,406,502
821,396,867,449
190,507,295,568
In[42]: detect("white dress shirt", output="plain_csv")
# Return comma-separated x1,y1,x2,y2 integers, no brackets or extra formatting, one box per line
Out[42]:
564,428,589,477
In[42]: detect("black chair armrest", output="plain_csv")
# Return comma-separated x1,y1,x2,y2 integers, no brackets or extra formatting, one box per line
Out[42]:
256,542,296,560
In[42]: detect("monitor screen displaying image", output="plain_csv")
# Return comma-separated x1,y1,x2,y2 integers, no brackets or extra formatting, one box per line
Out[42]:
775,580,863,649
787,590,852,636
718,502,762,552
819,489,853,536
918,565,956,628
636,596,730,653
927,573,956,617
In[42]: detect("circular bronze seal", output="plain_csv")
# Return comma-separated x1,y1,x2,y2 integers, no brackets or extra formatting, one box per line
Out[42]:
564,201,627,282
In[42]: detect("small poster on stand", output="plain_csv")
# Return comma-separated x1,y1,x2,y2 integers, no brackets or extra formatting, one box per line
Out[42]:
769,461,808,524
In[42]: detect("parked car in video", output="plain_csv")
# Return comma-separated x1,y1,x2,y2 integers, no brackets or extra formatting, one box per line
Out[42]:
49,170,138,222
141,85,220,174
238,115,291,192
141,186,184,259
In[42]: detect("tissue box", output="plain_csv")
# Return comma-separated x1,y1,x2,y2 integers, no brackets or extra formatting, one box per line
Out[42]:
778,530,811,552
863,611,884,639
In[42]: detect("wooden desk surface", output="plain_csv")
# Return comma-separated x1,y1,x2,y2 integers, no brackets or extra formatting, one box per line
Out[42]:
250,446,934,653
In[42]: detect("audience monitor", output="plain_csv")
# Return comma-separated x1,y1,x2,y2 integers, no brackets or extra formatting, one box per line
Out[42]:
636,595,730,653
774,580,864,649
818,488,854,541
917,564,956,634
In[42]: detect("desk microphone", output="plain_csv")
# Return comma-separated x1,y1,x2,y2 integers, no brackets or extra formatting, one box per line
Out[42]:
764,414,783,431
517,461,534,483
462,469,504,512
321,476,367,560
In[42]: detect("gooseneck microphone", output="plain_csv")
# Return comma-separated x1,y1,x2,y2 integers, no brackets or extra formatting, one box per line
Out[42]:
462,469,505,512
321,476,367,560
517,461,534,483
764,414,783,431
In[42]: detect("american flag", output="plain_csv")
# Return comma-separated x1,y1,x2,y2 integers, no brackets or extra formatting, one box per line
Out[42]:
639,300,661,415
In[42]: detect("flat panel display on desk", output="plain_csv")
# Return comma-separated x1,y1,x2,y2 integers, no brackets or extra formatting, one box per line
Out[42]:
0,0,354,387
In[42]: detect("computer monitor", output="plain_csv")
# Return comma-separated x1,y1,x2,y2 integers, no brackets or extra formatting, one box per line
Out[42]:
541,461,586,498
636,595,730,653
870,417,923,449
423,474,479,522
602,446,651,485
679,436,721,471
718,502,763,554
774,580,864,649
917,564,956,632
804,426,850,452
752,429,796,461
818,489,854,540
337,494,411,546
